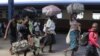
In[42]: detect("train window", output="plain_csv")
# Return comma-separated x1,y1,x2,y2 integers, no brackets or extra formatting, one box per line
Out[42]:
56,13,62,19
92,13,100,20
77,12,84,19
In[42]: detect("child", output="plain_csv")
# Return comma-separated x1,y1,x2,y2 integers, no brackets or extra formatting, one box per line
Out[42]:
86,23,100,56
28,33,44,56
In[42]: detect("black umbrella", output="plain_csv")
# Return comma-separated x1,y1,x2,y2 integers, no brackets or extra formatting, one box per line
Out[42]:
22,7,38,19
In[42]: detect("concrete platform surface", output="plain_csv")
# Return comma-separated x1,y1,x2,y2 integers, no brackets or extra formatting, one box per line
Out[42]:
0,34,100,56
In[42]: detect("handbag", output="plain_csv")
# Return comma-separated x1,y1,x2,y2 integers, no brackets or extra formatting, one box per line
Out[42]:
66,30,70,44
11,40,29,54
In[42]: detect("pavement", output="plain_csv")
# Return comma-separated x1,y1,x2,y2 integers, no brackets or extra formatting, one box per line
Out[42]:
0,34,100,56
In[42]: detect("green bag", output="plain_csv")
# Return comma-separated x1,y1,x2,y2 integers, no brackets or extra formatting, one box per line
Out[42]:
80,32,89,46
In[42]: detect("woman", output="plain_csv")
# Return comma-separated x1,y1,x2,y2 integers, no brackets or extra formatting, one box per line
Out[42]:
17,17,30,56
42,16,56,52
4,15,19,55
86,23,100,56
69,14,80,56
65,14,80,56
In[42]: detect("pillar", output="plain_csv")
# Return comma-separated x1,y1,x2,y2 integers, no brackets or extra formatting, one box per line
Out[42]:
62,10,70,19
8,0,14,20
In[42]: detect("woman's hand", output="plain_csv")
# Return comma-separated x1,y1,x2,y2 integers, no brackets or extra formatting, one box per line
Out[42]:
4,35,7,40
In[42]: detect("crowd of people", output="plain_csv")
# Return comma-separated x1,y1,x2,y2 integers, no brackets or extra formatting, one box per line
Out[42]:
2,7,57,56
0,4,100,56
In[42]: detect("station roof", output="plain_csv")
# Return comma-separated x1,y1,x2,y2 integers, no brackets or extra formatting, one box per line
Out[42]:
0,0,100,10
0,0,100,5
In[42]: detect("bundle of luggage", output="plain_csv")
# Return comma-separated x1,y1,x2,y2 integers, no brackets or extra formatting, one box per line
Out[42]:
67,3,84,14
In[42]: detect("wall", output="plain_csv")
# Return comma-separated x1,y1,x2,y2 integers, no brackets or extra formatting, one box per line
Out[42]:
62,10,70,19
39,19,100,34
62,10,93,20
0,8,94,20
84,10,93,20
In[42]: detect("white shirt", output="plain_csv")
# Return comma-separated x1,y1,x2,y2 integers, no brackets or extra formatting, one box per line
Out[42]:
43,24,46,32
17,23,26,31
43,18,56,34
33,36,42,47
34,22,40,32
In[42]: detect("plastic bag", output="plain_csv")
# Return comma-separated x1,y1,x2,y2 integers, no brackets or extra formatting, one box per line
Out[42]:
67,3,84,14
42,5,61,16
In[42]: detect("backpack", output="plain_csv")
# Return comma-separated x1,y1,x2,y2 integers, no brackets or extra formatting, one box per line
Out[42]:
80,32,89,46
